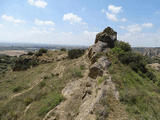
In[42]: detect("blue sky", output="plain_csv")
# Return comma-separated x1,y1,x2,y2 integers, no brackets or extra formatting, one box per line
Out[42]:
0,0,160,47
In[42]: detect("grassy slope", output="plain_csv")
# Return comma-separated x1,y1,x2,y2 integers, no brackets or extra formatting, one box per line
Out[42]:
0,51,85,120
109,59,160,120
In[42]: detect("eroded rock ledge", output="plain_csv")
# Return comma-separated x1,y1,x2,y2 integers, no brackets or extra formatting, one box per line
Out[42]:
88,27,117,79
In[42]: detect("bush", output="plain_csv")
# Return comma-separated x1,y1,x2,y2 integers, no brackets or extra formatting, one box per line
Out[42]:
119,52,146,73
38,94,64,116
112,44,146,73
39,81,46,88
68,49,85,59
12,57,38,71
13,86,22,93
60,48,66,51
24,98,33,106
27,51,34,55
115,41,131,52
145,70,157,83
111,41,158,83
35,48,48,57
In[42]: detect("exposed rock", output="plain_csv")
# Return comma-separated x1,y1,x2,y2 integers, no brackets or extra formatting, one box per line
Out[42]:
95,27,117,45
89,57,111,79
43,27,128,120
56,54,67,61
148,63,160,71
88,27,115,78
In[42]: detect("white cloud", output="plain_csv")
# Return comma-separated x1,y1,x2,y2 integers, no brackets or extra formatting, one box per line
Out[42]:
28,0,47,8
106,12,118,22
0,24,3,27
118,30,160,47
83,30,98,36
30,27,54,34
49,28,55,31
142,23,153,28
1,14,25,24
63,13,82,24
120,23,153,33
108,5,122,14
119,26,125,29
83,30,98,43
104,5,125,22
35,19,55,26
127,24,142,33
121,18,127,22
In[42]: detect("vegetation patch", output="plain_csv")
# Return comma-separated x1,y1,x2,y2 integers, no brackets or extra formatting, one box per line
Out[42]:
97,75,109,85
35,48,48,57
110,41,157,83
12,57,38,71
24,97,33,106
109,55,160,120
68,49,85,59
12,86,23,93
38,93,64,116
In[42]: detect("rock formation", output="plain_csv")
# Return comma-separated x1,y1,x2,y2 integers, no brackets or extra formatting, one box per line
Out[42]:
88,27,117,78
43,27,128,120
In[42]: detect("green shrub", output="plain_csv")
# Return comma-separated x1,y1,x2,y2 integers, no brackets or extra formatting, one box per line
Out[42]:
111,41,158,83
27,51,34,55
24,98,33,106
12,86,22,93
115,41,131,52
68,49,85,59
12,57,38,71
35,48,48,57
43,75,49,80
145,70,157,83
60,48,66,51
39,48,48,53
80,65,85,70
112,45,146,73
38,94,64,116
39,81,46,88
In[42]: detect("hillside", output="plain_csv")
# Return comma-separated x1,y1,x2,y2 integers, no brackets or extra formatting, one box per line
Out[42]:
133,47,160,58
0,27,160,120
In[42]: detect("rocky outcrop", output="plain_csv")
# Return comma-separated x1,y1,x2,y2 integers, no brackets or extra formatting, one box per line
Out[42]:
88,27,117,78
88,57,111,79
43,27,128,120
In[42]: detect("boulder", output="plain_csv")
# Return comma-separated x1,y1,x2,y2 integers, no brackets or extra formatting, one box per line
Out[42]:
95,27,117,47
88,27,117,64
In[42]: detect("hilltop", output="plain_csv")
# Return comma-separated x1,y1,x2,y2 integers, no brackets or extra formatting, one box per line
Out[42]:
0,27,160,120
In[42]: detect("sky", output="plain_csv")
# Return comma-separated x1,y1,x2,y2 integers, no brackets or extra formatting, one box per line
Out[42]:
0,0,160,47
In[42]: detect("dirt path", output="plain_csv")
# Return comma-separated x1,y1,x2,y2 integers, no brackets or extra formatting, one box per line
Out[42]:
10,62,56,100
24,103,32,115
11,78,43,99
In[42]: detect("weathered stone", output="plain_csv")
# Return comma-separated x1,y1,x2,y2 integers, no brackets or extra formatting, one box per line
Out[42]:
88,27,115,78
89,63,104,79
95,27,117,45
88,27,117,61
88,57,111,79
